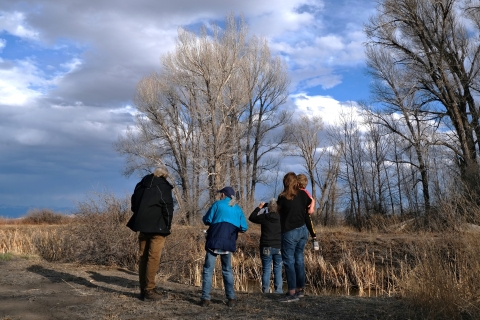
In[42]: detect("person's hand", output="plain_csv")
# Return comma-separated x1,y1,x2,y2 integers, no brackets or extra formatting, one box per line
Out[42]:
258,202,265,209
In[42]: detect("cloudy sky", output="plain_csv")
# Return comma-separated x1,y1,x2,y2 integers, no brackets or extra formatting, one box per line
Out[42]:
0,0,376,217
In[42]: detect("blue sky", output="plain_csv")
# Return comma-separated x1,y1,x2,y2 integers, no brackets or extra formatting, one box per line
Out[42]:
0,0,376,217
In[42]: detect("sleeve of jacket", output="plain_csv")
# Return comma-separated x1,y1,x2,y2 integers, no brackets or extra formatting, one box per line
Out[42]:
248,207,263,224
238,207,248,232
305,212,316,238
130,193,135,213
203,202,217,226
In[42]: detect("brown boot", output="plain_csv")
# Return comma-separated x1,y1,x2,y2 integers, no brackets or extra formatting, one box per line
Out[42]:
144,288,165,301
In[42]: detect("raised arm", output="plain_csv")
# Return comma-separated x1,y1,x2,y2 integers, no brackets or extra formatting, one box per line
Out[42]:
248,202,265,223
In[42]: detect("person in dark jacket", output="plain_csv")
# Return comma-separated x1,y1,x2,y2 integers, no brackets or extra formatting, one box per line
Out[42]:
200,186,248,308
277,172,313,303
249,198,283,294
127,166,174,301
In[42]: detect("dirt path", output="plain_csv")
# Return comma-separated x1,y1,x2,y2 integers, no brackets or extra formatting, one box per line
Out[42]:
0,256,410,320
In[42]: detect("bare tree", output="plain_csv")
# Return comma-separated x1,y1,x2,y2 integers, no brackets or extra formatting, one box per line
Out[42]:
236,35,290,212
329,109,366,230
116,15,290,222
163,17,249,203
361,112,393,216
115,73,207,224
316,148,341,226
366,0,480,204
286,115,325,201
364,46,439,217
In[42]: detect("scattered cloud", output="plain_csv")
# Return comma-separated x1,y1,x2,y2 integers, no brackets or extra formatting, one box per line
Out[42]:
0,0,376,214
0,11,39,39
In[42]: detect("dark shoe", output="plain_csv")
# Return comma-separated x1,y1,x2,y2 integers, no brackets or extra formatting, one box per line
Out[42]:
296,288,305,298
200,299,211,307
139,288,146,301
144,288,166,301
279,293,299,303
227,298,236,308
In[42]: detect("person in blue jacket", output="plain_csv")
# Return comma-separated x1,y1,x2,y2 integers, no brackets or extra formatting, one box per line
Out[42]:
200,186,248,308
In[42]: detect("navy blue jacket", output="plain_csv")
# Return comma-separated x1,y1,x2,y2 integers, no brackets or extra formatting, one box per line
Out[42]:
203,197,248,252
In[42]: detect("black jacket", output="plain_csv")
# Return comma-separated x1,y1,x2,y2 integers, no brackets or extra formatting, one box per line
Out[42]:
127,174,174,235
248,207,281,249
277,192,312,233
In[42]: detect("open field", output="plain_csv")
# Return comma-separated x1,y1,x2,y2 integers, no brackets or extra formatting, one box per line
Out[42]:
1,218,480,319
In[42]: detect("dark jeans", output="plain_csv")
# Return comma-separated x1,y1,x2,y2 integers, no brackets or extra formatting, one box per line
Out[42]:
281,225,308,291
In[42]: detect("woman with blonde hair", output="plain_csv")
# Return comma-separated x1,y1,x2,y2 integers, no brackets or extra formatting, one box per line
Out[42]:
277,172,312,302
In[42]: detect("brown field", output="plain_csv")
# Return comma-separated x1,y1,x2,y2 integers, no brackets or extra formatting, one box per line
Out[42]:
1,206,480,319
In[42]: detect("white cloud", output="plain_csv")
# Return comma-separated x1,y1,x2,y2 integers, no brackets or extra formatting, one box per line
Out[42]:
109,105,138,116
315,35,344,51
0,11,38,39
0,59,44,105
291,92,361,126
303,74,342,89
249,6,319,38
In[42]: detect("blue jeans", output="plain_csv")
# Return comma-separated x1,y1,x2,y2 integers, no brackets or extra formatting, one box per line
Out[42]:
260,247,283,293
201,250,235,300
281,224,308,291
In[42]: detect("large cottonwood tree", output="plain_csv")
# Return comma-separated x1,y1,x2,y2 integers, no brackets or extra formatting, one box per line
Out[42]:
116,15,290,222
365,0,480,205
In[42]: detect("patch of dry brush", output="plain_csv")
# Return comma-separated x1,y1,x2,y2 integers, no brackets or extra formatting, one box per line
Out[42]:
1,194,480,319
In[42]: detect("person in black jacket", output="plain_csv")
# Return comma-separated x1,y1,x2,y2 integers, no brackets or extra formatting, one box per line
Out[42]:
249,198,283,294
127,166,174,301
277,172,313,302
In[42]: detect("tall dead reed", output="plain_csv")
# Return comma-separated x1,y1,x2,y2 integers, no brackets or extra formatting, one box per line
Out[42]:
2,191,480,319
399,232,480,319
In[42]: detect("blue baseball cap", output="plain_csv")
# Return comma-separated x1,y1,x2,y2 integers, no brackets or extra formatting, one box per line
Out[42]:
217,186,235,198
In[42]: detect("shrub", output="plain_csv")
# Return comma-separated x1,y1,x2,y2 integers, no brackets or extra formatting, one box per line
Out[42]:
32,192,138,269
22,209,68,225
71,192,138,268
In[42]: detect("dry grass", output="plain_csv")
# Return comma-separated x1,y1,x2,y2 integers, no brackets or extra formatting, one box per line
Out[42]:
2,222,479,318
399,232,480,319
1,193,480,319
